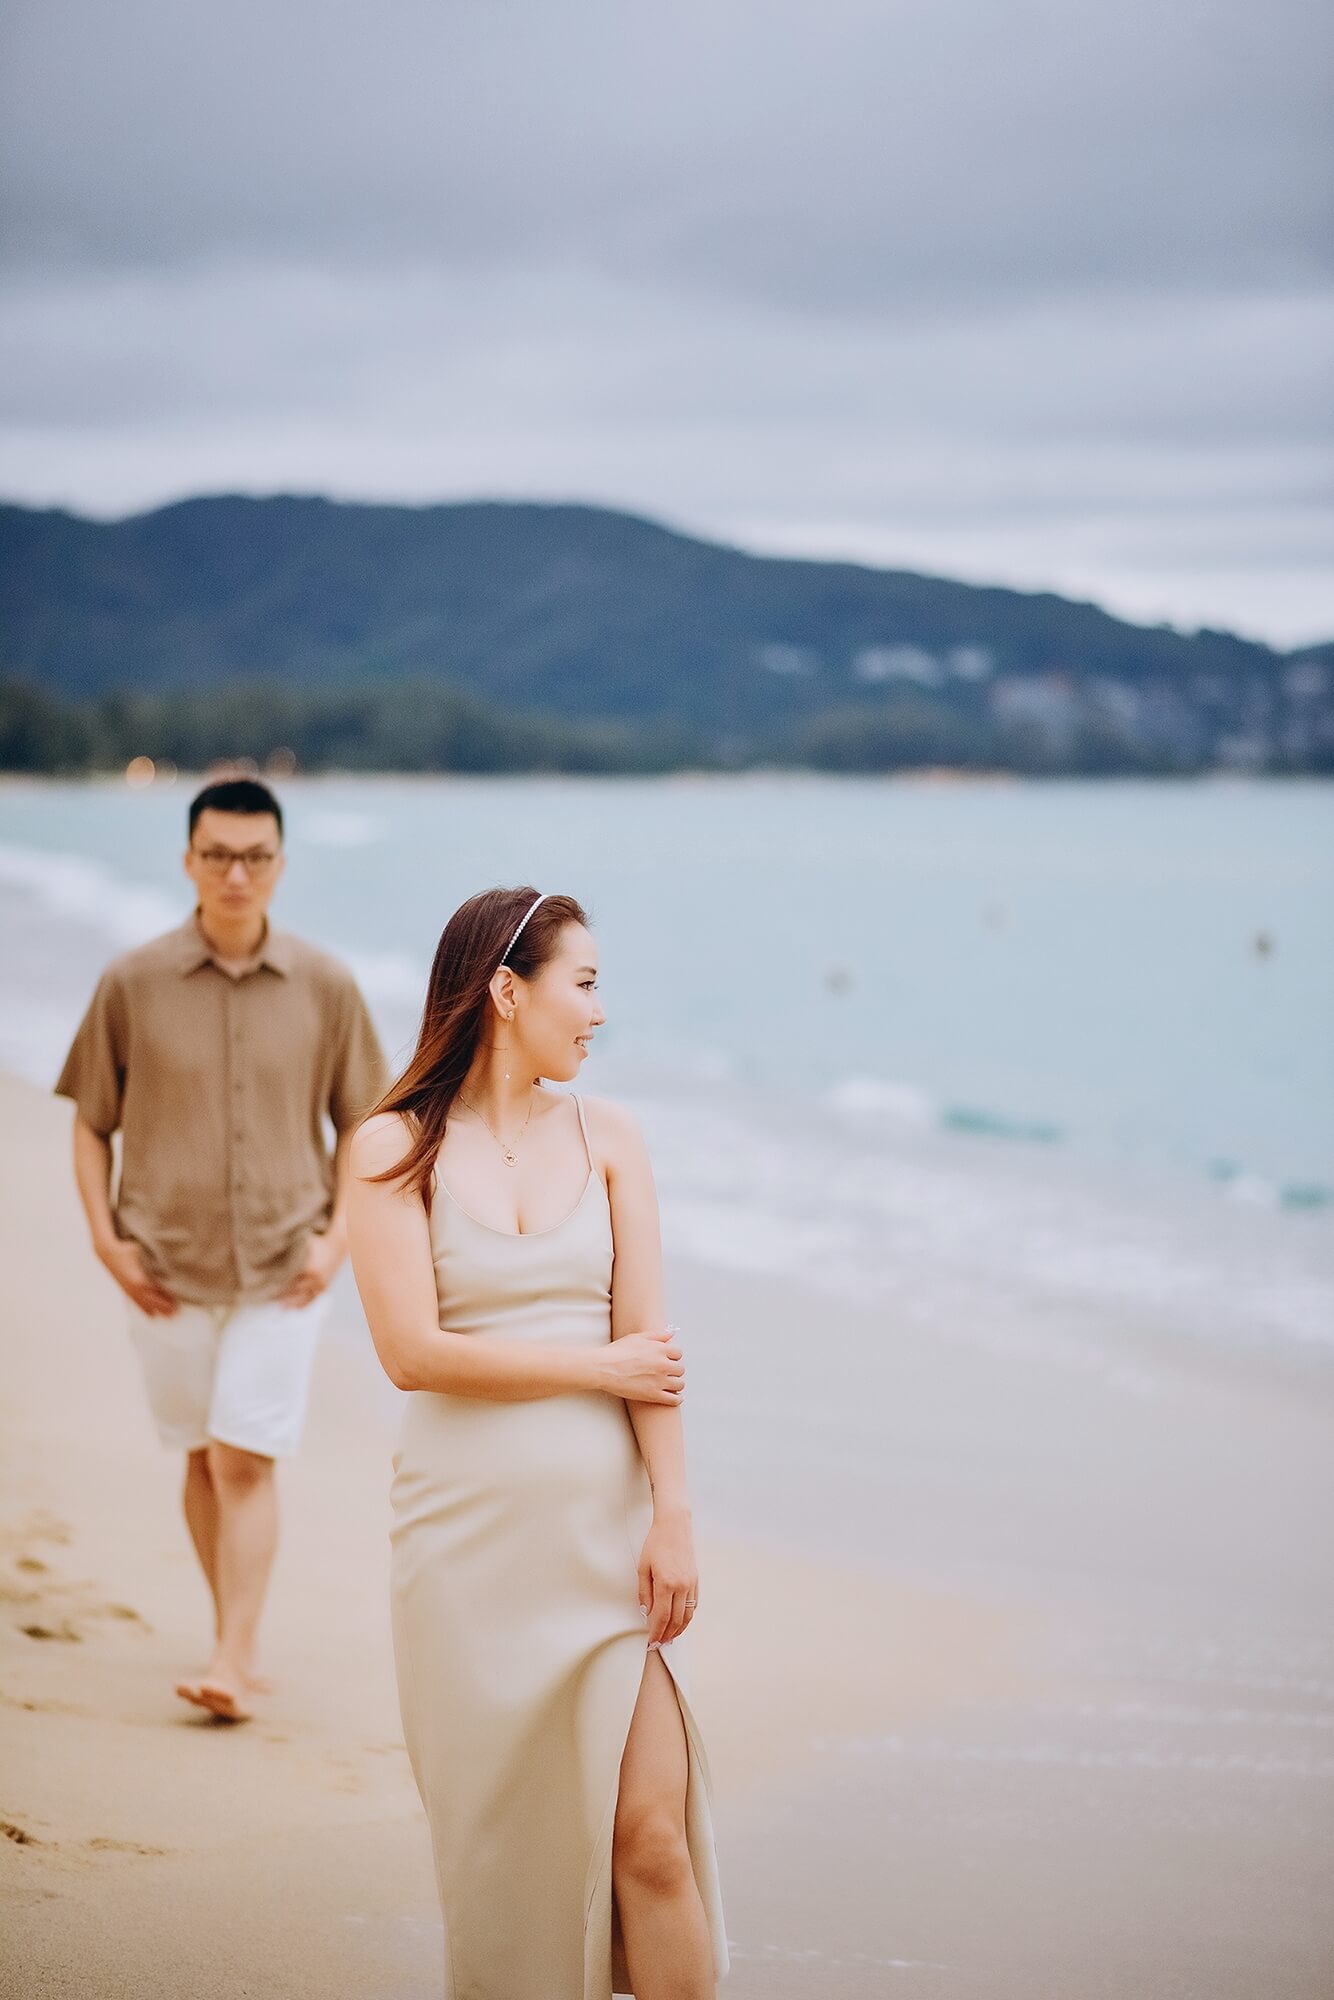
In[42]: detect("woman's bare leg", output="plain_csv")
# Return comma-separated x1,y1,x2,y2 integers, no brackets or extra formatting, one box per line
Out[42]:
612,1647,714,1999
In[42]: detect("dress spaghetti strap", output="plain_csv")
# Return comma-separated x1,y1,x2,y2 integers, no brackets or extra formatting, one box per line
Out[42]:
572,1092,595,1175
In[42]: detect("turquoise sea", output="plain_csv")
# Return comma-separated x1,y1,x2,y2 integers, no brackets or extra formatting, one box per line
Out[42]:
2,773,1331,1373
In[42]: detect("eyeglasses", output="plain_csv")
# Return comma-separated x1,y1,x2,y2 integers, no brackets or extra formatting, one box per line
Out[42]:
191,845,281,877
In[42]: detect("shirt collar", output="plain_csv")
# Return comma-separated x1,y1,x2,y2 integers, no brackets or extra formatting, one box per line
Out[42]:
173,911,292,978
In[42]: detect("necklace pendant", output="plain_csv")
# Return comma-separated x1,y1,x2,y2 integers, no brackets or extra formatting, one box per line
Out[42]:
502,1149,518,1168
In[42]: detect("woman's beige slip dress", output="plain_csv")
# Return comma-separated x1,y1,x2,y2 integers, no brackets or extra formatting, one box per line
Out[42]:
389,1092,730,1999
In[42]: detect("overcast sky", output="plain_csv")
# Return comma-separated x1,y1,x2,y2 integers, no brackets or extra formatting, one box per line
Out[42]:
2,0,1331,645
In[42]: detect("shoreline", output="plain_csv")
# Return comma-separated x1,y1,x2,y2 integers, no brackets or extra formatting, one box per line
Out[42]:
6,769,1333,793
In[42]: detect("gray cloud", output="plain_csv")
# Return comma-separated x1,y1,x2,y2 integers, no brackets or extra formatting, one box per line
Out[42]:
4,0,1330,304
1,0,1330,643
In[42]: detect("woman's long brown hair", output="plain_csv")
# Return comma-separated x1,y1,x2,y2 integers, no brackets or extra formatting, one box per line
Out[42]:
363,886,589,1215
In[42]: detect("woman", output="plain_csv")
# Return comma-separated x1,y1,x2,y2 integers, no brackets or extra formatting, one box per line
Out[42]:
348,887,729,1999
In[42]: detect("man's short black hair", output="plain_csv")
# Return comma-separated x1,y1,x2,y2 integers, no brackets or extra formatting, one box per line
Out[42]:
188,778,284,842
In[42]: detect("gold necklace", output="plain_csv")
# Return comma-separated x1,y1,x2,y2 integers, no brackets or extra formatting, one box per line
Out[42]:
457,1091,534,1168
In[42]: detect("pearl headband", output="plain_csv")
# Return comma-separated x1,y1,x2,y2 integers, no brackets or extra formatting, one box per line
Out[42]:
498,892,549,968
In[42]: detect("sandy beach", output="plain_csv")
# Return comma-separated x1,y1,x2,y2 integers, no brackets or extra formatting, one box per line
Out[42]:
3,1064,1333,1998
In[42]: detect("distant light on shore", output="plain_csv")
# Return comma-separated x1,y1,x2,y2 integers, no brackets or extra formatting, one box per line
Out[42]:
122,755,177,788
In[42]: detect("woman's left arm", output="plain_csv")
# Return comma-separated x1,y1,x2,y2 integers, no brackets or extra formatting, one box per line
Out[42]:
595,1098,699,1651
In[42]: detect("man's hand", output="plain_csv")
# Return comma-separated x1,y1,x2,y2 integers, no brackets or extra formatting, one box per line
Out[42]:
276,1230,344,1310
98,1238,178,1317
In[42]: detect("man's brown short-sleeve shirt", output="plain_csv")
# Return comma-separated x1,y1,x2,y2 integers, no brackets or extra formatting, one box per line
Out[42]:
55,913,389,1305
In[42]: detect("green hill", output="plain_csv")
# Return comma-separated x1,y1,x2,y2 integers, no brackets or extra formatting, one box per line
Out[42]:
1,494,1329,773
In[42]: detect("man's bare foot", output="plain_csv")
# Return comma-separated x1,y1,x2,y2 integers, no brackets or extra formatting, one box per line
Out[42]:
176,1664,253,1722
211,1638,271,1694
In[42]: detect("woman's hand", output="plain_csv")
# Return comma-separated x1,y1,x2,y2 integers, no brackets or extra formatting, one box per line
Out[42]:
638,1509,699,1648
597,1326,685,1405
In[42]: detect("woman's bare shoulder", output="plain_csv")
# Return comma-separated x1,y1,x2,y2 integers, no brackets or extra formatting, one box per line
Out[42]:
579,1094,648,1166
350,1108,415,1178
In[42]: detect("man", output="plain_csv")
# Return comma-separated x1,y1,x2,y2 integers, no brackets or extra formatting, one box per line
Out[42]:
55,777,388,1722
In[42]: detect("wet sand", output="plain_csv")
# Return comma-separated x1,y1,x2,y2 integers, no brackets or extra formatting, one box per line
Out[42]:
3,1067,1333,1997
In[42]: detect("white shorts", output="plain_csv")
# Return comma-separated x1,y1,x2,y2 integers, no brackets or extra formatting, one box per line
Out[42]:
126,1292,330,1460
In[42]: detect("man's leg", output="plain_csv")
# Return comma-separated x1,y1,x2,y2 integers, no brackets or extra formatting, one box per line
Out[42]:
182,1454,274,1693
125,1302,225,1674
175,1291,327,1720
176,1445,278,1721
205,1442,277,1699
181,1446,220,1628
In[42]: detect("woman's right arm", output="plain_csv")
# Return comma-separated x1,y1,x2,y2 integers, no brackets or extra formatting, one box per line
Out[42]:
347,1114,685,1405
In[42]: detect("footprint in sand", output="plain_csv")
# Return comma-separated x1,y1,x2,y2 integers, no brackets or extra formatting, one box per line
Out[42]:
0,1820,167,1865
2,1508,150,1636
2,1512,155,1675
0,1511,73,1553
85,1836,170,1857
327,1758,368,1795
0,1689,88,1717
4,1554,152,1642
